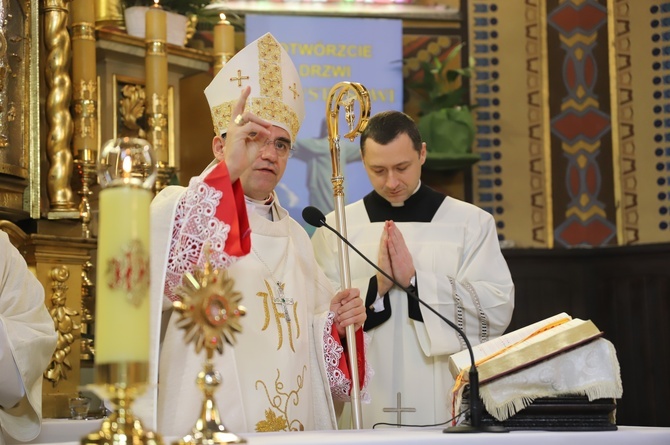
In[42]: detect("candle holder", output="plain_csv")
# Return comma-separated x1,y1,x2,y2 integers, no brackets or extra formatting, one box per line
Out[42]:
213,14,235,76
84,137,162,445
82,363,163,445
75,158,97,238
171,253,247,445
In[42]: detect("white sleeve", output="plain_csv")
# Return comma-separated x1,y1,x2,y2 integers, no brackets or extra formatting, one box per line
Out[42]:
0,319,26,408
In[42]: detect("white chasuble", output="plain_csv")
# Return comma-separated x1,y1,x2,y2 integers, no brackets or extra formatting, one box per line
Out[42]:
312,195,514,429
156,200,342,436
0,233,57,444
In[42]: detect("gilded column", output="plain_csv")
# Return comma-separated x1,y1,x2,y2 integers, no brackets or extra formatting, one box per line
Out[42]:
71,0,98,237
43,0,77,216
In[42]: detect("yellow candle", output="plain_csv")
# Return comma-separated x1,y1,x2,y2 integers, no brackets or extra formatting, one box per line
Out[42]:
145,0,167,43
71,0,97,161
95,186,152,364
214,13,235,55
145,0,169,163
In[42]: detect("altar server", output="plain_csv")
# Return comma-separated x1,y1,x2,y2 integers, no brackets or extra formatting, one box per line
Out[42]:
311,110,514,428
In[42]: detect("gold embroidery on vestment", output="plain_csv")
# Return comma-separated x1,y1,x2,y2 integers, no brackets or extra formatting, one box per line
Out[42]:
254,366,307,432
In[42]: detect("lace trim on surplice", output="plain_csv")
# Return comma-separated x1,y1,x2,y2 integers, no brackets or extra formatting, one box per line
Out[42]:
323,312,372,403
164,177,235,301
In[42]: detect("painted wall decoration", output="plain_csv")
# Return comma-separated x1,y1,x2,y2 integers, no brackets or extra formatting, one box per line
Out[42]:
469,0,669,247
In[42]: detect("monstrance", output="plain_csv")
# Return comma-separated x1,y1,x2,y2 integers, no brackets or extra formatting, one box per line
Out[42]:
171,253,247,445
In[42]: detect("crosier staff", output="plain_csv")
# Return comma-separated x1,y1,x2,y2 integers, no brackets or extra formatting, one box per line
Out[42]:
325,82,370,430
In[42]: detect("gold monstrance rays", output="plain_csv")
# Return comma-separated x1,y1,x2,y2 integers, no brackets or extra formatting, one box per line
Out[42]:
173,262,246,356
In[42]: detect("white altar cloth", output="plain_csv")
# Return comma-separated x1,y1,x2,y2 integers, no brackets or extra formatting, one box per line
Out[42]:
5,420,670,445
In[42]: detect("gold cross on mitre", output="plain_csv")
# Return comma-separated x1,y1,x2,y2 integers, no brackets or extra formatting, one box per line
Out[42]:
288,82,300,100
230,69,250,87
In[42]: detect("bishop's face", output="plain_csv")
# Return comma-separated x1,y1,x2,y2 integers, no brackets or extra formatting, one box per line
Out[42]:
362,133,426,205
238,125,291,201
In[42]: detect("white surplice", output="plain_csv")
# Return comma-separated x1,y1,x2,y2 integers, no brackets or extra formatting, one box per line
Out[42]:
0,232,57,444
311,193,514,428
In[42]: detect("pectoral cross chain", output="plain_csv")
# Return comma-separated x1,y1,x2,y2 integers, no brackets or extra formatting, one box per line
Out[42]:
272,282,294,322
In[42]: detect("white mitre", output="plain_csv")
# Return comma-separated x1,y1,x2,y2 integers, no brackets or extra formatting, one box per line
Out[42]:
204,32,305,143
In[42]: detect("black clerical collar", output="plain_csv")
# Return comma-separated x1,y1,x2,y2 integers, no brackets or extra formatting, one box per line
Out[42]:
363,184,445,223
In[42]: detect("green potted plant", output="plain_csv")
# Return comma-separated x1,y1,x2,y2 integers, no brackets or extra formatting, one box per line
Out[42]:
411,42,480,170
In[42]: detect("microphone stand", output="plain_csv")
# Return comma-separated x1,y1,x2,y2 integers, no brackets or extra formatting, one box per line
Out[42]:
304,207,507,433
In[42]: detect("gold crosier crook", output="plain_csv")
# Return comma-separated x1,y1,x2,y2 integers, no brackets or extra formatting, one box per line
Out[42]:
325,81,371,430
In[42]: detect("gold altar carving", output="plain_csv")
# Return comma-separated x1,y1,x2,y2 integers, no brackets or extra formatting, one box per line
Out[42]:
32,233,96,418
0,0,39,220
43,0,77,216
118,81,147,138
80,259,95,364
112,74,176,192
0,220,95,418
147,91,168,160
44,265,81,387
73,80,97,142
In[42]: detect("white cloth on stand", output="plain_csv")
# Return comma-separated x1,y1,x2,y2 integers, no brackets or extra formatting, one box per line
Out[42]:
453,338,623,421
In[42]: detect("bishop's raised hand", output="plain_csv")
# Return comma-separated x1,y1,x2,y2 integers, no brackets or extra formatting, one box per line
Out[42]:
217,86,273,182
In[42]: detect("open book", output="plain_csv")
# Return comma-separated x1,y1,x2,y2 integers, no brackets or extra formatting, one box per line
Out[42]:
448,313,603,384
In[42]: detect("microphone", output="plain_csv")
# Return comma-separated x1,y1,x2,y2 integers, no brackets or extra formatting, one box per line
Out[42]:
303,205,507,433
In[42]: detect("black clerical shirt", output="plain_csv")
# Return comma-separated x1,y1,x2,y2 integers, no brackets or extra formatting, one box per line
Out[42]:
362,185,446,331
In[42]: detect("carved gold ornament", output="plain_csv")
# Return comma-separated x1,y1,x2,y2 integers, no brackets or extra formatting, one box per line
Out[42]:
44,265,80,387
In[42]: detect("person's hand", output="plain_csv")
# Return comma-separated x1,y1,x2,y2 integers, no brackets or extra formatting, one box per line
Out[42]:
376,221,394,296
224,86,273,181
387,221,415,288
329,288,365,338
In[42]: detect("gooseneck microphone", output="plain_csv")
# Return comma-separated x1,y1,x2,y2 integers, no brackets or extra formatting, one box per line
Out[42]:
303,205,507,433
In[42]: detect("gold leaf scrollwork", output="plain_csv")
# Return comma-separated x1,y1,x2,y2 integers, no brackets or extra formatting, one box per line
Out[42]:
44,265,81,387
254,367,306,432
73,79,97,140
147,93,168,154
119,83,146,138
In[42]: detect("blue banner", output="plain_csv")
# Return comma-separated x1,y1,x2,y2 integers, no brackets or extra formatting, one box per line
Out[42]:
246,15,403,233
